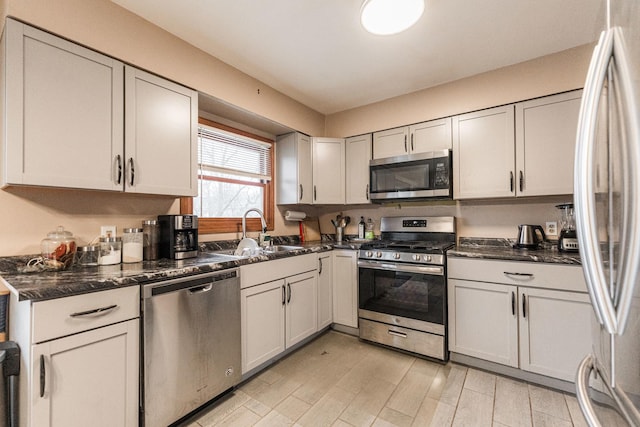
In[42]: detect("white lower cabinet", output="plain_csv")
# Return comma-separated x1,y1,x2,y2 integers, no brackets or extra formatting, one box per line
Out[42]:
448,257,592,382
332,250,358,328
9,286,140,427
31,320,139,427
317,253,333,329
240,254,318,374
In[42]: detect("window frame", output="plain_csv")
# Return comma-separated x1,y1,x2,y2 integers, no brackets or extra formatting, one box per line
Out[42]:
180,118,275,235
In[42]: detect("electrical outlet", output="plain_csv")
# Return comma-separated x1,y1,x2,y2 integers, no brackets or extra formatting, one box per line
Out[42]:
101,225,117,238
545,221,558,236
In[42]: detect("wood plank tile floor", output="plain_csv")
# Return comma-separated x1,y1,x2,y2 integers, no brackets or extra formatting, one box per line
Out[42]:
183,330,596,427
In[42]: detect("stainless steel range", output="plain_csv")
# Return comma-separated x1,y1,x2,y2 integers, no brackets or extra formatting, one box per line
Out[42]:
358,216,455,361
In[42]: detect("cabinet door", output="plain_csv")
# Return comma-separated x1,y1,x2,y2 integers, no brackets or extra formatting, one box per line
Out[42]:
515,90,582,197
124,66,197,196
317,254,333,329
312,137,345,204
3,19,124,191
519,287,592,381
372,127,409,159
31,319,139,427
448,278,518,367
332,250,358,328
286,272,318,348
241,279,286,373
453,105,515,199
345,134,372,204
275,132,312,204
409,118,452,153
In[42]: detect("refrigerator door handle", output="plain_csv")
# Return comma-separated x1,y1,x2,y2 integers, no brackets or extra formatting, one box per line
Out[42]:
611,27,640,335
574,28,618,333
576,355,602,427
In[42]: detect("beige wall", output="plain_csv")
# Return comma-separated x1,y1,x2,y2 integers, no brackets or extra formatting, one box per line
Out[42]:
0,0,593,256
325,44,593,137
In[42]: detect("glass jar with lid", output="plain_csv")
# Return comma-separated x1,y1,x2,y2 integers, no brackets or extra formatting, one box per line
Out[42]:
122,228,143,263
40,226,77,270
142,220,159,261
76,245,100,266
98,237,122,265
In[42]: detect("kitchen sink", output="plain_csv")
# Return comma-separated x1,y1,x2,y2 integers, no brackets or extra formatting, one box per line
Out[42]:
262,245,304,253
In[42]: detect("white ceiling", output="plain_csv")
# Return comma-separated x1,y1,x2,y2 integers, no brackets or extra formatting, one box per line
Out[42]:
112,0,604,115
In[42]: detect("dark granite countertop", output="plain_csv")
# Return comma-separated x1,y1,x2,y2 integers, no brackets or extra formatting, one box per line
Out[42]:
0,238,333,302
448,237,582,265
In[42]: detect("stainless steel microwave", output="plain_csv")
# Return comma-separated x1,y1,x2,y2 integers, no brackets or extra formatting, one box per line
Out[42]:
369,150,452,202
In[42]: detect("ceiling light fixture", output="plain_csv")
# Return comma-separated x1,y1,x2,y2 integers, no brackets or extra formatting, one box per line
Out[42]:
360,0,425,36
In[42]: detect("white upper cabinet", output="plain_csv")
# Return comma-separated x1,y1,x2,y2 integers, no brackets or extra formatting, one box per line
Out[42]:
373,118,452,159
515,90,582,197
1,19,197,196
409,118,453,153
453,105,516,199
312,137,345,204
454,90,582,200
276,132,313,204
124,67,198,196
372,127,409,159
345,134,372,204
2,19,124,191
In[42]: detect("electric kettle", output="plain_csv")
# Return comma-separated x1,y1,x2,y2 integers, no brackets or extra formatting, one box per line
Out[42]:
515,224,546,249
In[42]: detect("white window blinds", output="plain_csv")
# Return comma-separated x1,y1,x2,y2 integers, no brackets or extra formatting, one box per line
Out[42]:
198,124,272,181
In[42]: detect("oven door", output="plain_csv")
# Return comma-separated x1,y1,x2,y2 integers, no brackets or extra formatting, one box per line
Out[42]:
357,259,446,335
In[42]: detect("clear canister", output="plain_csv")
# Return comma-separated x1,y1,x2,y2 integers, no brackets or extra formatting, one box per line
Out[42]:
142,220,159,261
98,237,122,265
76,245,100,266
122,228,143,263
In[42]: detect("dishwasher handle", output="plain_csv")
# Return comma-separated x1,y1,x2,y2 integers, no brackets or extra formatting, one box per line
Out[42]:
188,284,213,294
143,269,239,299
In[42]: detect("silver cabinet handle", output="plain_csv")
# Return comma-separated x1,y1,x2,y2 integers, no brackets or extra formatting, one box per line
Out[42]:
510,171,514,193
410,133,414,151
574,29,616,333
115,155,122,184
39,355,46,398
576,355,602,427
318,258,323,275
404,135,407,153
299,184,303,201
366,184,369,200
69,304,118,318
503,272,534,280
511,291,516,316
388,329,407,338
313,185,317,201
519,170,524,192
287,283,291,303
522,293,527,319
282,285,286,306
128,157,135,186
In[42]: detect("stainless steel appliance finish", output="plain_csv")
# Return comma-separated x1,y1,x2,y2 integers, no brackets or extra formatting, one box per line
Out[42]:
514,224,546,249
141,269,241,427
158,214,199,259
369,150,452,202
358,216,455,361
574,1,640,425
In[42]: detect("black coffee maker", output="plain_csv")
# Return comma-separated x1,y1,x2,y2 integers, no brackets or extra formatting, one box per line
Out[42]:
158,215,198,259
556,203,579,252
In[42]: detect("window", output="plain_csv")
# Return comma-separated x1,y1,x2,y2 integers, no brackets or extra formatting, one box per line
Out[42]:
181,118,274,234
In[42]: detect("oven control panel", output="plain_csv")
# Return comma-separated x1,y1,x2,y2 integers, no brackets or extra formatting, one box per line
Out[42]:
402,219,427,228
359,250,444,265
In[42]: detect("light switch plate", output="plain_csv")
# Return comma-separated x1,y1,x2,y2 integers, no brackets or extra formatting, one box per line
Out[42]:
546,221,558,236
101,225,117,238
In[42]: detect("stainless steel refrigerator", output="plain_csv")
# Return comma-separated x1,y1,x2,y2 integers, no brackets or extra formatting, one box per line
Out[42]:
574,0,640,425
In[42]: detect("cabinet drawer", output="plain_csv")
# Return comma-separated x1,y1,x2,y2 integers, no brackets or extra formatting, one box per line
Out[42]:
241,254,317,289
447,257,587,293
32,286,140,343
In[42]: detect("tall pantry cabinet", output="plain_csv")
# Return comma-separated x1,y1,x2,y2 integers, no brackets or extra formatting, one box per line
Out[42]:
1,18,198,196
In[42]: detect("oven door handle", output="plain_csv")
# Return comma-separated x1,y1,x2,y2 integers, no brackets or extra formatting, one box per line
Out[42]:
357,260,444,276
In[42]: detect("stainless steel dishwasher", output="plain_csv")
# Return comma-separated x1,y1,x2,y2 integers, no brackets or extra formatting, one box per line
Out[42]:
141,269,241,427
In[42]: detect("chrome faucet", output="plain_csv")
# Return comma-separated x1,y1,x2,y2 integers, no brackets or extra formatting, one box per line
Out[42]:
242,208,267,239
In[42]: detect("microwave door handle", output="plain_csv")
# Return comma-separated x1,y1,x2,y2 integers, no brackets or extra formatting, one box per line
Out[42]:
574,28,617,333
611,27,640,335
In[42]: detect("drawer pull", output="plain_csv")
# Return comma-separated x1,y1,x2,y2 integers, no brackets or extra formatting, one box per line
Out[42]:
388,329,407,338
503,271,534,280
39,355,46,398
69,304,118,318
